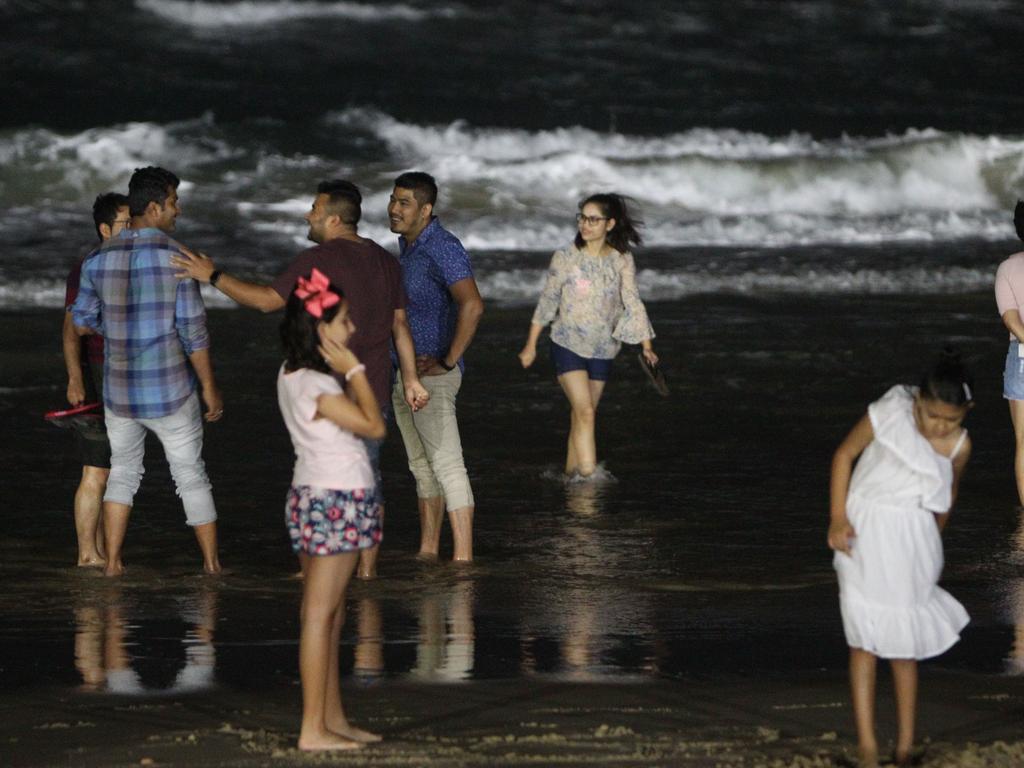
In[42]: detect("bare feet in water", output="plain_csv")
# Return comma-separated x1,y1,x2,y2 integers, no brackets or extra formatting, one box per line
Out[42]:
327,721,382,744
77,555,106,568
297,730,363,752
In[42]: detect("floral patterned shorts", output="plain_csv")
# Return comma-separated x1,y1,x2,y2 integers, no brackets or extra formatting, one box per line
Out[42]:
285,485,381,555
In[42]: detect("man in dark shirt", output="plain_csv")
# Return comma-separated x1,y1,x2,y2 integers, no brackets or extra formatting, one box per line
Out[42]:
171,180,428,579
61,192,130,566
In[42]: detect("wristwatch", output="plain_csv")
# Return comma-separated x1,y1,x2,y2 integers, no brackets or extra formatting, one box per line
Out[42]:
209,270,222,287
439,356,455,372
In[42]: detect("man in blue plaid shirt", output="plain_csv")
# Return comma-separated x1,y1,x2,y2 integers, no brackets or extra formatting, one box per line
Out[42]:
72,167,223,577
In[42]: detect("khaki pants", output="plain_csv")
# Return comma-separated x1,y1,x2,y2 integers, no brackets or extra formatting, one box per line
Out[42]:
392,369,474,510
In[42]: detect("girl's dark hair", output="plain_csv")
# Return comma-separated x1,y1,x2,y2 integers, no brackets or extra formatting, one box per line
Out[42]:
574,193,644,253
279,281,345,374
1015,199,1024,243
919,347,974,406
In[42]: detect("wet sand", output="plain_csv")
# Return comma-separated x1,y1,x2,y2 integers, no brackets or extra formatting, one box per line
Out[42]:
2,297,1024,766
3,670,1024,767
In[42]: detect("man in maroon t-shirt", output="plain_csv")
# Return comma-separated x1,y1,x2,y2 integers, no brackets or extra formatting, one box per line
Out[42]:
171,180,428,579
62,192,131,566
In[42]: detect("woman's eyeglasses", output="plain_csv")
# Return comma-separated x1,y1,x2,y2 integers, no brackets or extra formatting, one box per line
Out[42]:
576,214,609,226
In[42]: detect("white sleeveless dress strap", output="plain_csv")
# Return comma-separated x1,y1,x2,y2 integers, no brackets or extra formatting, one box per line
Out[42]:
949,429,968,460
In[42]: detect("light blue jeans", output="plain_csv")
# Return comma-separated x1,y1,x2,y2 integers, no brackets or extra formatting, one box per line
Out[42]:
103,393,217,526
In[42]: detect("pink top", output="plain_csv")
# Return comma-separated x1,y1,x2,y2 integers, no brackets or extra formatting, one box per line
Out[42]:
277,365,374,491
995,252,1024,339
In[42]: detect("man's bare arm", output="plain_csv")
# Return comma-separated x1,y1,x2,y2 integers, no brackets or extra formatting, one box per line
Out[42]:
62,311,86,404
418,277,485,376
171,247,285,313
393,309,429,410
188,347,223,422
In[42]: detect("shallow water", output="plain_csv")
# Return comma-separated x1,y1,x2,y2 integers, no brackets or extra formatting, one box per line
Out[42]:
2,296,1022,698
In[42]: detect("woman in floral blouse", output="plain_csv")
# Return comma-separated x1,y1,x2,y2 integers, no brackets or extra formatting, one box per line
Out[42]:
518,193,658,478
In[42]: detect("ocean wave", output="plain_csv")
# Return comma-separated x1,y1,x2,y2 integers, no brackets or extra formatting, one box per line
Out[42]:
475,265,998,305
330,108,1024,218
2,112,1022,249
0,117,238,203
134,0,458,27
0,265,997,311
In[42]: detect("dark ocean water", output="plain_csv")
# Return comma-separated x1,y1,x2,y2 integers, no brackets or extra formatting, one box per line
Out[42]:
1,0,1024,307
2,0,1024,698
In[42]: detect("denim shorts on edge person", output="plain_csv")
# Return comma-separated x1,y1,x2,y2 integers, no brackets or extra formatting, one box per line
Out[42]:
1004,341,1024,400
550,341,613,381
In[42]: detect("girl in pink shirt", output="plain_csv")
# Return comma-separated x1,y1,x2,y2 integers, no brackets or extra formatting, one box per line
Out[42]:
994,201,1024,504
276,268,385,751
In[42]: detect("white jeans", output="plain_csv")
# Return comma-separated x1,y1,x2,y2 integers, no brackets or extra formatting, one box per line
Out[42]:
103,393,217,526
392,369,474,511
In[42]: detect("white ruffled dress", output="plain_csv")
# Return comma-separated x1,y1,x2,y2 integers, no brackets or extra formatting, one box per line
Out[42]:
835,385,970,660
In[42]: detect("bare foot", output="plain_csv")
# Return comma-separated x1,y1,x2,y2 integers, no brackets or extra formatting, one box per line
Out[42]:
328,723,382,743
857,747,879,768
894,745,923,766
203,561,222,575
416,551,439,562
104,562,124,577
356,567,377,580
297,731,363,751
77,556,106,568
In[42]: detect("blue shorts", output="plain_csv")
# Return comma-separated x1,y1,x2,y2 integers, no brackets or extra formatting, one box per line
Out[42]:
550,341,613,381
1004,341,1024,400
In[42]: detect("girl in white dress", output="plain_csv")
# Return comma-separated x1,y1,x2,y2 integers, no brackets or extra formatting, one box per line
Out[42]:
828,350,973,767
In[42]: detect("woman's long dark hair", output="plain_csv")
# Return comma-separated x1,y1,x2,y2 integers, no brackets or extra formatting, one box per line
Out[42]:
574,193,644,253
279,282,346,374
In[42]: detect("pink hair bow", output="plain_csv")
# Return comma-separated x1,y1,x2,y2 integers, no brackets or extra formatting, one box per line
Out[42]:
294,268,339,318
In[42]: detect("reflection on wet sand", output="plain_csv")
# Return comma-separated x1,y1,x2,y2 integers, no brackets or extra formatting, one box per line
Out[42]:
73,582,218,695
350,581,477,682
411,580,476,681
1007,508,1024,675
522,479,657,679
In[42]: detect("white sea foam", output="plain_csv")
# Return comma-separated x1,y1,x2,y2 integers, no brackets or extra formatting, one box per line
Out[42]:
0,117,238,202
2,112,1021,271
473,265,999,306
0,262,999,310
135,0,457,27
333,109,1024,218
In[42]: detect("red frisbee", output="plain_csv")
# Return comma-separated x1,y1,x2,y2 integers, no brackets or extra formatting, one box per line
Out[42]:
44,401,103,420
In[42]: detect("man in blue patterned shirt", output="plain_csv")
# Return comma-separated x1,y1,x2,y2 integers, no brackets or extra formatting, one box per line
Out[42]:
72,167,223,577
388,172,484,562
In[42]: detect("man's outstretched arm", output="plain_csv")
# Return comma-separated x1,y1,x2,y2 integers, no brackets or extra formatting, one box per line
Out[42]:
171,247,285,313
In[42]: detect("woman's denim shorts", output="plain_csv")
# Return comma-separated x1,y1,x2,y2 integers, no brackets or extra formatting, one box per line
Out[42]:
1004,341,1024,400
550,341,613,381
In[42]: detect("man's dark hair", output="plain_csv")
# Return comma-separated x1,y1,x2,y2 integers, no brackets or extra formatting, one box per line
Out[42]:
393,171,437,207
317,180,362,226
128,166,180,217
92,192,129,241
1015,199,1024,243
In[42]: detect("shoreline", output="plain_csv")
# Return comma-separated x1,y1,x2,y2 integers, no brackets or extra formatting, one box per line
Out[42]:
3,670,1023,767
